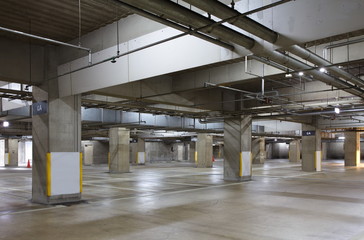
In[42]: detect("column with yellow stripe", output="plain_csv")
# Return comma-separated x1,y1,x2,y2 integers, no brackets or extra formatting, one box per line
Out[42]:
302,125,321,172
224,115,253,181
46,152,83,197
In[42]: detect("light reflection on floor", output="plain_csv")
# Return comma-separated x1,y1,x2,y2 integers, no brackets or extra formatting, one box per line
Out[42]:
1,159,364,239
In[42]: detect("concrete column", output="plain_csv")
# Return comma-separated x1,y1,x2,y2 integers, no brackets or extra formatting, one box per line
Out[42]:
302,125,321,172
344,132,360,166
196,133,213,168
218,144,223,159
252,137,266,164
136,138,146,164
32,82,82,204
224,115,252,181
109,128,130,173
289,140,300,163
189,141,196,163
322,142,328,160
130,141,137,165
83,144,94,166
5,139,18,167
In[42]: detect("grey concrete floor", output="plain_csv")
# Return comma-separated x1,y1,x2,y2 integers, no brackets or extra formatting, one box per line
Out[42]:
1,159,364,240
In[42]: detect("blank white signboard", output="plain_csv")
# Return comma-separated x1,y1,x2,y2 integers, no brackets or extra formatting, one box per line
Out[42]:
51,152,80,195
242,151,251,177
137,152,145,164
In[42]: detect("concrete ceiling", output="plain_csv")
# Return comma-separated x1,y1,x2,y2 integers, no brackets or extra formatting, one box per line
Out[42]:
1,0,364,137
0,0,132,42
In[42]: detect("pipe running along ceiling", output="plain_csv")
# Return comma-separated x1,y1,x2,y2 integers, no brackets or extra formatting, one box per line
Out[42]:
114,0,364,118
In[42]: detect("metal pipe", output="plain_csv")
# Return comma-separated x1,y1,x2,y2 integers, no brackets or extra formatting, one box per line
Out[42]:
184,0,364,97
0,26,92,64
182,0,288,43
289,45,364,88
112,0,234,51
58,31,196,78
266,50,364,97
59,1,274,79
118,0,256,49
288,108,364,116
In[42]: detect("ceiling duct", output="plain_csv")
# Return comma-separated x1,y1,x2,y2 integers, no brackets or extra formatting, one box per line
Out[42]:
182,0,364,97
288,45,364,89
182,0,279,43
118,0,255,49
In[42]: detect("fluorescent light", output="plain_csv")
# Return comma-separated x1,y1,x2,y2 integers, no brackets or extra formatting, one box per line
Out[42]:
298,72,304,76
338,136,345,140
3,121,9,127
91,137,109,141
334,107,340,114
319,67,326,73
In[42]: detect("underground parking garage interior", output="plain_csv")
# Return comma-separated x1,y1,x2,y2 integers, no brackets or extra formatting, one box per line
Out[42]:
2,0,364,239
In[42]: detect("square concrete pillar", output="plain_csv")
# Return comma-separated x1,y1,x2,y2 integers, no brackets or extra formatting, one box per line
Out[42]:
302,125,321,172
252,137,266,164
322,142,328,160
189,141,196,163
5,139,19,167
83,144,94,166
224,115,252,181
109,128,130,173
32,83,82,204
344,132,360,166
289,140,300,163
136,138,146,164
196,134,213,168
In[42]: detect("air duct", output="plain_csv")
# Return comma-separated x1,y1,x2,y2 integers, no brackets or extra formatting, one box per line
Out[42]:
182,0,364,97
288,45,364,89
182,0,279,43
118,0,255,49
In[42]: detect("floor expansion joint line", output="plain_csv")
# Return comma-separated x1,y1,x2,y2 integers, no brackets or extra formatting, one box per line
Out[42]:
83,183,160,192
0,187,31,193
101,181,247,204
0,205,66,216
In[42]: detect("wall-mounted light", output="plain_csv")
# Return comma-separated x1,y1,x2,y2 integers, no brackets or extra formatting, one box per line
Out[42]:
3,121,9,127
334,107,340,114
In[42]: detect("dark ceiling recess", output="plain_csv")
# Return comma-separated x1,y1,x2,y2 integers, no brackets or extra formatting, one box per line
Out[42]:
0,0,132,43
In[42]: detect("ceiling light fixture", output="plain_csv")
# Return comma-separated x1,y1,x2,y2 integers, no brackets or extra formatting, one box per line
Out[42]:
319,67,326,73
334,107,340,114
298,72,304,76
285,73,292,78
3,121,9,127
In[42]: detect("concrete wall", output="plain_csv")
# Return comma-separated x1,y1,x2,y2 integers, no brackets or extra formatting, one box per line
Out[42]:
146,142,187,162
271,142,289,159
267,141,364,160
324,141,364,159
213,145,223,159
0,37,46,84
58,14,166,64
81,140,109,165
18,140,32,166
266,143,272,159
326,142,344,159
